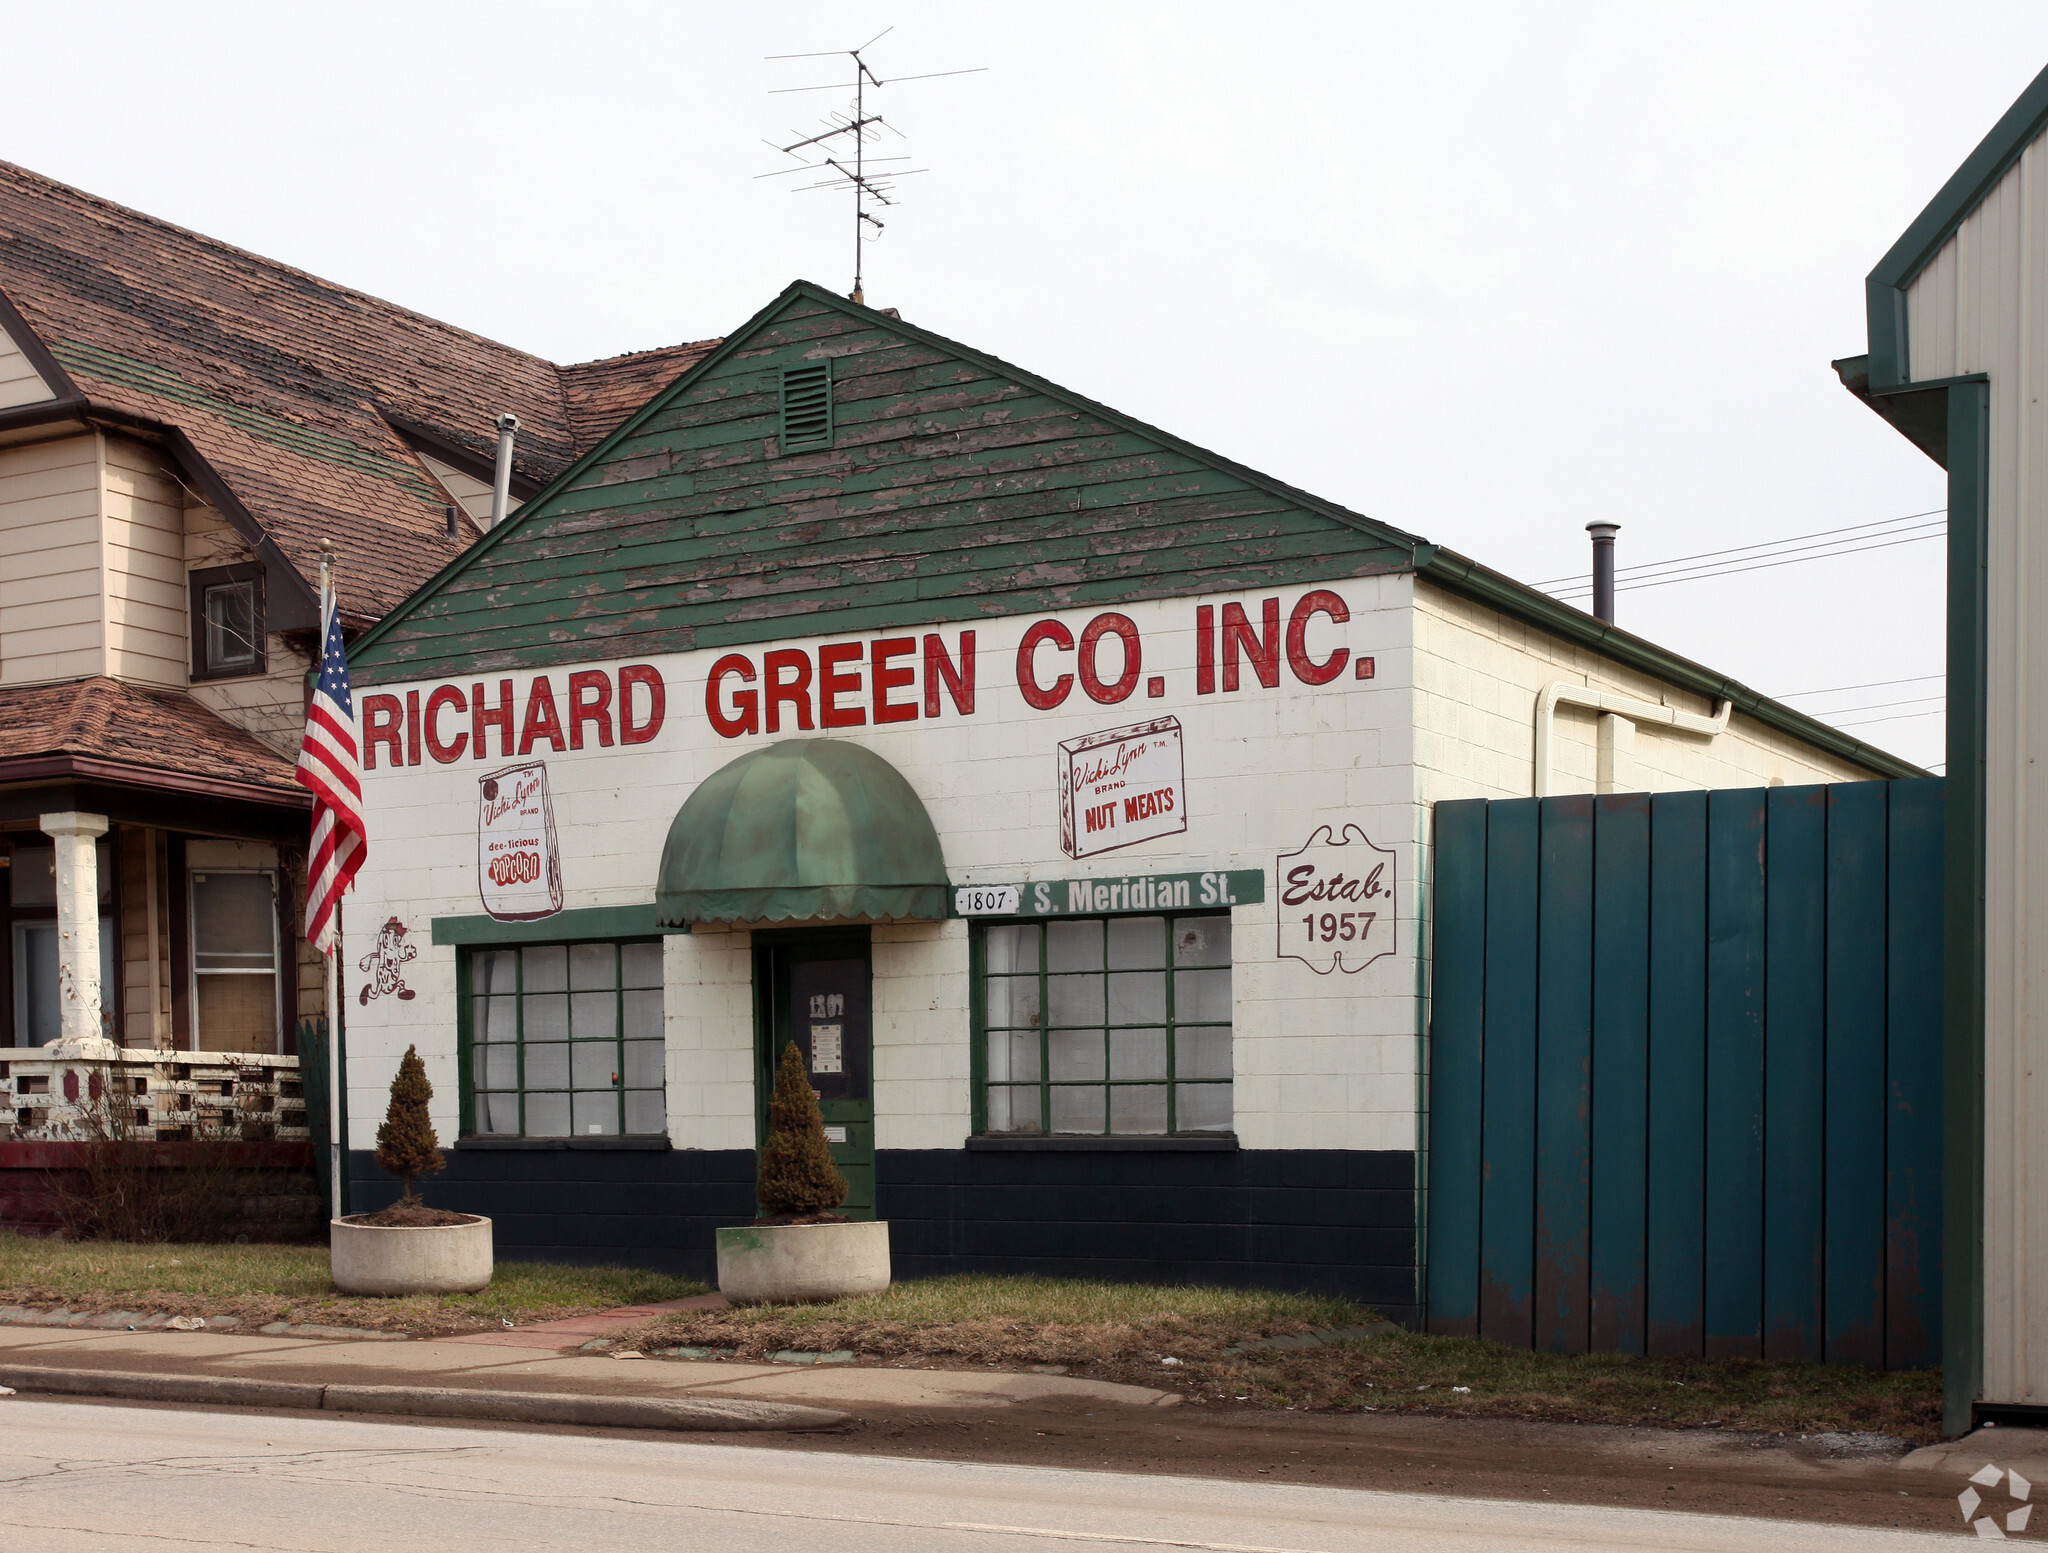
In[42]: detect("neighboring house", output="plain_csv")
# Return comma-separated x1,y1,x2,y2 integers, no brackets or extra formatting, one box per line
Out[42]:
0,161,715,1058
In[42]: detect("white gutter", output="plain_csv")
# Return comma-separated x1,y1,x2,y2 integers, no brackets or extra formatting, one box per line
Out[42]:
487,413,520,530
1533,682,1731,797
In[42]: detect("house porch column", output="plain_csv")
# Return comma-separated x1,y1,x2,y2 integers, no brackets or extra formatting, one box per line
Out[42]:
39,811,116,1057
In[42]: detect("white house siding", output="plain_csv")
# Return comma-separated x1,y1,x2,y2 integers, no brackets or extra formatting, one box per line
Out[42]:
344,576,1424,1158
0,432,104,684
100,436,188,688
418,452,514,529
0,323,53,410
1903,128,2048,1406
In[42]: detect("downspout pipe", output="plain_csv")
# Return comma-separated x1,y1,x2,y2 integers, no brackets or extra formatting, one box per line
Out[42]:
1534,682,1731,797
488,413,520,530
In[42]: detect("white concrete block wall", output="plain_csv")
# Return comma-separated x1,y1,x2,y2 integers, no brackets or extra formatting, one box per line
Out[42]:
345,577,1427,1155
343,567,1889,1162
872,920,971,1150
664,926,755,1151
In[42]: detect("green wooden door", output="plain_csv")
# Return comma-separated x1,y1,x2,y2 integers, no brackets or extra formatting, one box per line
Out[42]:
753,928,875,1219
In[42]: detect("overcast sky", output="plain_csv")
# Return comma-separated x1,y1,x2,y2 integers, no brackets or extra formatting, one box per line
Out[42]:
7,2,2043,770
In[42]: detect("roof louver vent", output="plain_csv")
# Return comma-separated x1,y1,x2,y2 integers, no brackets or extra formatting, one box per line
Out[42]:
779,361,834,451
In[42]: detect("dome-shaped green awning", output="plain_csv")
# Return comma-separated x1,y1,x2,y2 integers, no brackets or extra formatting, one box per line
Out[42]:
656,738,950,925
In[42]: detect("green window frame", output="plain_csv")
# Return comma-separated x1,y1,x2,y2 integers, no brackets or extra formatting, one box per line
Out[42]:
973,913,1233,1137
459,939,666,1138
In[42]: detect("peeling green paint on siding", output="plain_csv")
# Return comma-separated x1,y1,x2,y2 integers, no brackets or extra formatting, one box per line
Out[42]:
347,282,1416,684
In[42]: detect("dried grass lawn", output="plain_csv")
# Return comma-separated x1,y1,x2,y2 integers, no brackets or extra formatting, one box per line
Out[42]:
618,1273,1944,1443
0,1231,706,1335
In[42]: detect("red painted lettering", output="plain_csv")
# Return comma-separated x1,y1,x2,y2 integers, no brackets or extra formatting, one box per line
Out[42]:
518,676,565,755
706,654,758,739
568,669,615,749
1286,589,1350,685
404,689,422,766
1222,598,1280,691
872,637,917,724
1017,620,1074,710
1078,612,1141,704
924,631,976,716
618,664,665,744
472,680,515,759
819,642,866,729
764,648,814,732
424,685,468,763
1196,604,1216,695
361,694,403,770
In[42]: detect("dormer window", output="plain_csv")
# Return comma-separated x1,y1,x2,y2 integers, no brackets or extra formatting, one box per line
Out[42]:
189,563,266,680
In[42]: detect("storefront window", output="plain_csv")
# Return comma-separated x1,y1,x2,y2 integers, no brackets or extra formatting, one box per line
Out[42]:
978,914,1232,1136
465,940,665,1137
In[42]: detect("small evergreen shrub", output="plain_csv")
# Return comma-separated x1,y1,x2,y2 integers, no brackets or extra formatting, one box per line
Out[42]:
374,1045,445,1207
757,1039,846,1219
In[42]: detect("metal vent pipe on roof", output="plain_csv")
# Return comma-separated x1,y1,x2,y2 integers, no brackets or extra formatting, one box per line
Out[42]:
1586,522,1620,624
488,413,520,531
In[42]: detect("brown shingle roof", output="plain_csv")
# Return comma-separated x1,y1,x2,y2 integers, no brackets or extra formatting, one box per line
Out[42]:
0,162,719,620
0,678,303,797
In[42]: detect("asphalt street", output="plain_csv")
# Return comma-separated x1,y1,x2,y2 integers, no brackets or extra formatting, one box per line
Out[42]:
0,1397,1958,1552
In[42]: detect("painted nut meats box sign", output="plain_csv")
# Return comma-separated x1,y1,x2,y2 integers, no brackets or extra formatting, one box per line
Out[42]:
477,761,564,921
1059,716,1187,860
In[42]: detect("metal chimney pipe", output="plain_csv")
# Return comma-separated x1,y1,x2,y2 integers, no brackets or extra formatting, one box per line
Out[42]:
1586,521,1620,623
488,413,520,530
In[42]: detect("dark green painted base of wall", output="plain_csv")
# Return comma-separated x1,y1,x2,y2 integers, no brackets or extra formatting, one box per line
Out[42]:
345,1146,1417,1317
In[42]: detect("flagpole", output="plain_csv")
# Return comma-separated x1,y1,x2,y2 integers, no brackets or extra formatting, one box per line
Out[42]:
321,539,344,1225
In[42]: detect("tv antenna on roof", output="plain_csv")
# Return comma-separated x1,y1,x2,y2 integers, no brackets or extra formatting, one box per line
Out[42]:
761,28,985,305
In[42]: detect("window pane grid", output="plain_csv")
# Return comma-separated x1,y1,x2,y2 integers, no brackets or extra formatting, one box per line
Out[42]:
979,915,1230,1137
468,940,664,1138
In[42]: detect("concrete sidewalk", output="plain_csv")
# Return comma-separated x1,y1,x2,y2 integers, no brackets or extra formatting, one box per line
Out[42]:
0,1320,1179,1419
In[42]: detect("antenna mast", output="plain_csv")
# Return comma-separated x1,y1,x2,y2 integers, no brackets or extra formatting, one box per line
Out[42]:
763,31,984,305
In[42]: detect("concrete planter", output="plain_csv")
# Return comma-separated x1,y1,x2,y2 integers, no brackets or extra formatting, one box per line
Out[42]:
330,1215,493,1295
716,1220,891,1304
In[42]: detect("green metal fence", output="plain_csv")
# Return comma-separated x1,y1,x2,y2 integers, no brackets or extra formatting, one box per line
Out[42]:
1427,779,1943,1368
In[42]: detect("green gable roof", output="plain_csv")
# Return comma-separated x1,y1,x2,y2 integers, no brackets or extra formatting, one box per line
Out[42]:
345,280,1420,684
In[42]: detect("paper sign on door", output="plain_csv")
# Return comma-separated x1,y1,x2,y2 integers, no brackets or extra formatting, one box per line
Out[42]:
477,762,563,921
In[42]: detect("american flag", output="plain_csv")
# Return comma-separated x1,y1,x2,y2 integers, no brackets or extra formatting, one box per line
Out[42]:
296,589,366,956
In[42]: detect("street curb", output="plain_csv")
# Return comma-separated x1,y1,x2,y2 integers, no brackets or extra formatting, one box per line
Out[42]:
0,1366,848,1432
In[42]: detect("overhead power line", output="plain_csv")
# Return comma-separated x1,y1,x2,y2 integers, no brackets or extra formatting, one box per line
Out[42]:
1774,672,1945,700
1538,509,1947,601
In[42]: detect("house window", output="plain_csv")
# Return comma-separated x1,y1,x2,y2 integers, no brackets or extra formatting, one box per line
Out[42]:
8,841,116,1043
977,914,1233,1136
465,941,665,1138
190,871,280,1054
188,563,266,679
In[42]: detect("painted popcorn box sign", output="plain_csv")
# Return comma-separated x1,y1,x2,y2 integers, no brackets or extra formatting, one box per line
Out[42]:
1059,716,1187,860
1276,823,1396,973
477,761,563,921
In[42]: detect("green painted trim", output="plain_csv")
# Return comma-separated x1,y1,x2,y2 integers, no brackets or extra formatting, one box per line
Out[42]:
347,279,1425,676
430,904,682,946
1865,64,2048,387
1943,381,1988,1437
1411,550,1929,781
